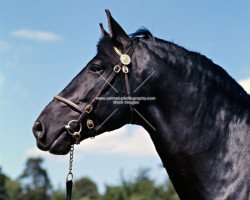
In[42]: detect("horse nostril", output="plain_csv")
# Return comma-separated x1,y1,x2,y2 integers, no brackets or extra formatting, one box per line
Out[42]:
33,121,46,140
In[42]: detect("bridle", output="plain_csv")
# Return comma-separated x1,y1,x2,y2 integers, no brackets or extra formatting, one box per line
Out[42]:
53,43,134,144
53,43,135,200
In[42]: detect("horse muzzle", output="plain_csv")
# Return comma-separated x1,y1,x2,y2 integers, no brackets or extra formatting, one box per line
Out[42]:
32,121,46,141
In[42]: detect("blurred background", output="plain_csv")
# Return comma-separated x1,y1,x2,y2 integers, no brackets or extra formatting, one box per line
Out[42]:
0,1,249,199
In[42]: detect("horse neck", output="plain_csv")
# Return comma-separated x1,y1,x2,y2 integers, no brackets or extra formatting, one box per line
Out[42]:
135,39,250,199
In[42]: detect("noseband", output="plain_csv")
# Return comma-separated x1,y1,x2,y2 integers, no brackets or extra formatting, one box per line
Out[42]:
53,44,134,144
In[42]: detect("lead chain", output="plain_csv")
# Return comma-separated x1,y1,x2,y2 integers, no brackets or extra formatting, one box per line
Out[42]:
67,145,74,181
66,145,75,200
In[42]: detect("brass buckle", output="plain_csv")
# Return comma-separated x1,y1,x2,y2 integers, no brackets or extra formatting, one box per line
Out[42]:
122,66,129,73
113,65,121,73
85,104,93,113
86,119,94,129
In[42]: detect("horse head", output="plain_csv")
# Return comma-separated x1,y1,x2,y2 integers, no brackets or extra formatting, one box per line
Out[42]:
32,10,156,155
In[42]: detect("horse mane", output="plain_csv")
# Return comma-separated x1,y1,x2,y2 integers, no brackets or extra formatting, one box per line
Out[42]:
129,27,154,40
147,36,250,105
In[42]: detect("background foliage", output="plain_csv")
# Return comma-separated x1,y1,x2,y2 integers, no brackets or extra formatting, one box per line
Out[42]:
0,157,179,200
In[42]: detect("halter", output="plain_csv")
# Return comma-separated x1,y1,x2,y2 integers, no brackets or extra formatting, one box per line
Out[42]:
53,44,134,144
54,44,134,200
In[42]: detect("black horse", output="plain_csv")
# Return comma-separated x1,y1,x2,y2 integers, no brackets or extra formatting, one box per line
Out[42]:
33,10,250,200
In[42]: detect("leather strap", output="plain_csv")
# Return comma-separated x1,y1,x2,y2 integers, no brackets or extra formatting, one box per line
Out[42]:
66,180,73,200
124,45,134,121
125,45,134,58
124,73,133,122
54,95,82,113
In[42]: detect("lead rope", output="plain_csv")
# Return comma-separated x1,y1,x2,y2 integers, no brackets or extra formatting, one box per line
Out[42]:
66,145,74,200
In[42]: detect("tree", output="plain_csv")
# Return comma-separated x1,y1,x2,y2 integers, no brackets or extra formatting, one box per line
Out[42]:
0,167,22,200
102,168,180,200
51,189,65,200
5,177,22,200
73,177,100,200
0,167,8,200
18,157,52,200
102,186,127,200
164,181,180,200
131,168,158,200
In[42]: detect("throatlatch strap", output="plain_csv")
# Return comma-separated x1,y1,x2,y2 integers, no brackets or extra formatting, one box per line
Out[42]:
124,73,133,123
66,180,73,200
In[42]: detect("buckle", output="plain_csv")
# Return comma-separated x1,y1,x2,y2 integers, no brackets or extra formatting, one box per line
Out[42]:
85,104,93,113
86,119,94,129
113,65,121,73
122,66,129,73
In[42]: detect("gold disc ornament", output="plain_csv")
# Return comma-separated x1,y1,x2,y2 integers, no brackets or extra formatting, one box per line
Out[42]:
120,54,131,65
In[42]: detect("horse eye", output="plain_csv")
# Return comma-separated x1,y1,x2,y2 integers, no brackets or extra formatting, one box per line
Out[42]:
89,64,104,73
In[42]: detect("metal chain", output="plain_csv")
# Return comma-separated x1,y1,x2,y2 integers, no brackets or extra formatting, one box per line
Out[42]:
66,145,74,181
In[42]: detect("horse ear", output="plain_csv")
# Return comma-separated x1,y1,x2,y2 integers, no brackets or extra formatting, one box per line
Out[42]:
105,9,131,49
99,23,109,38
